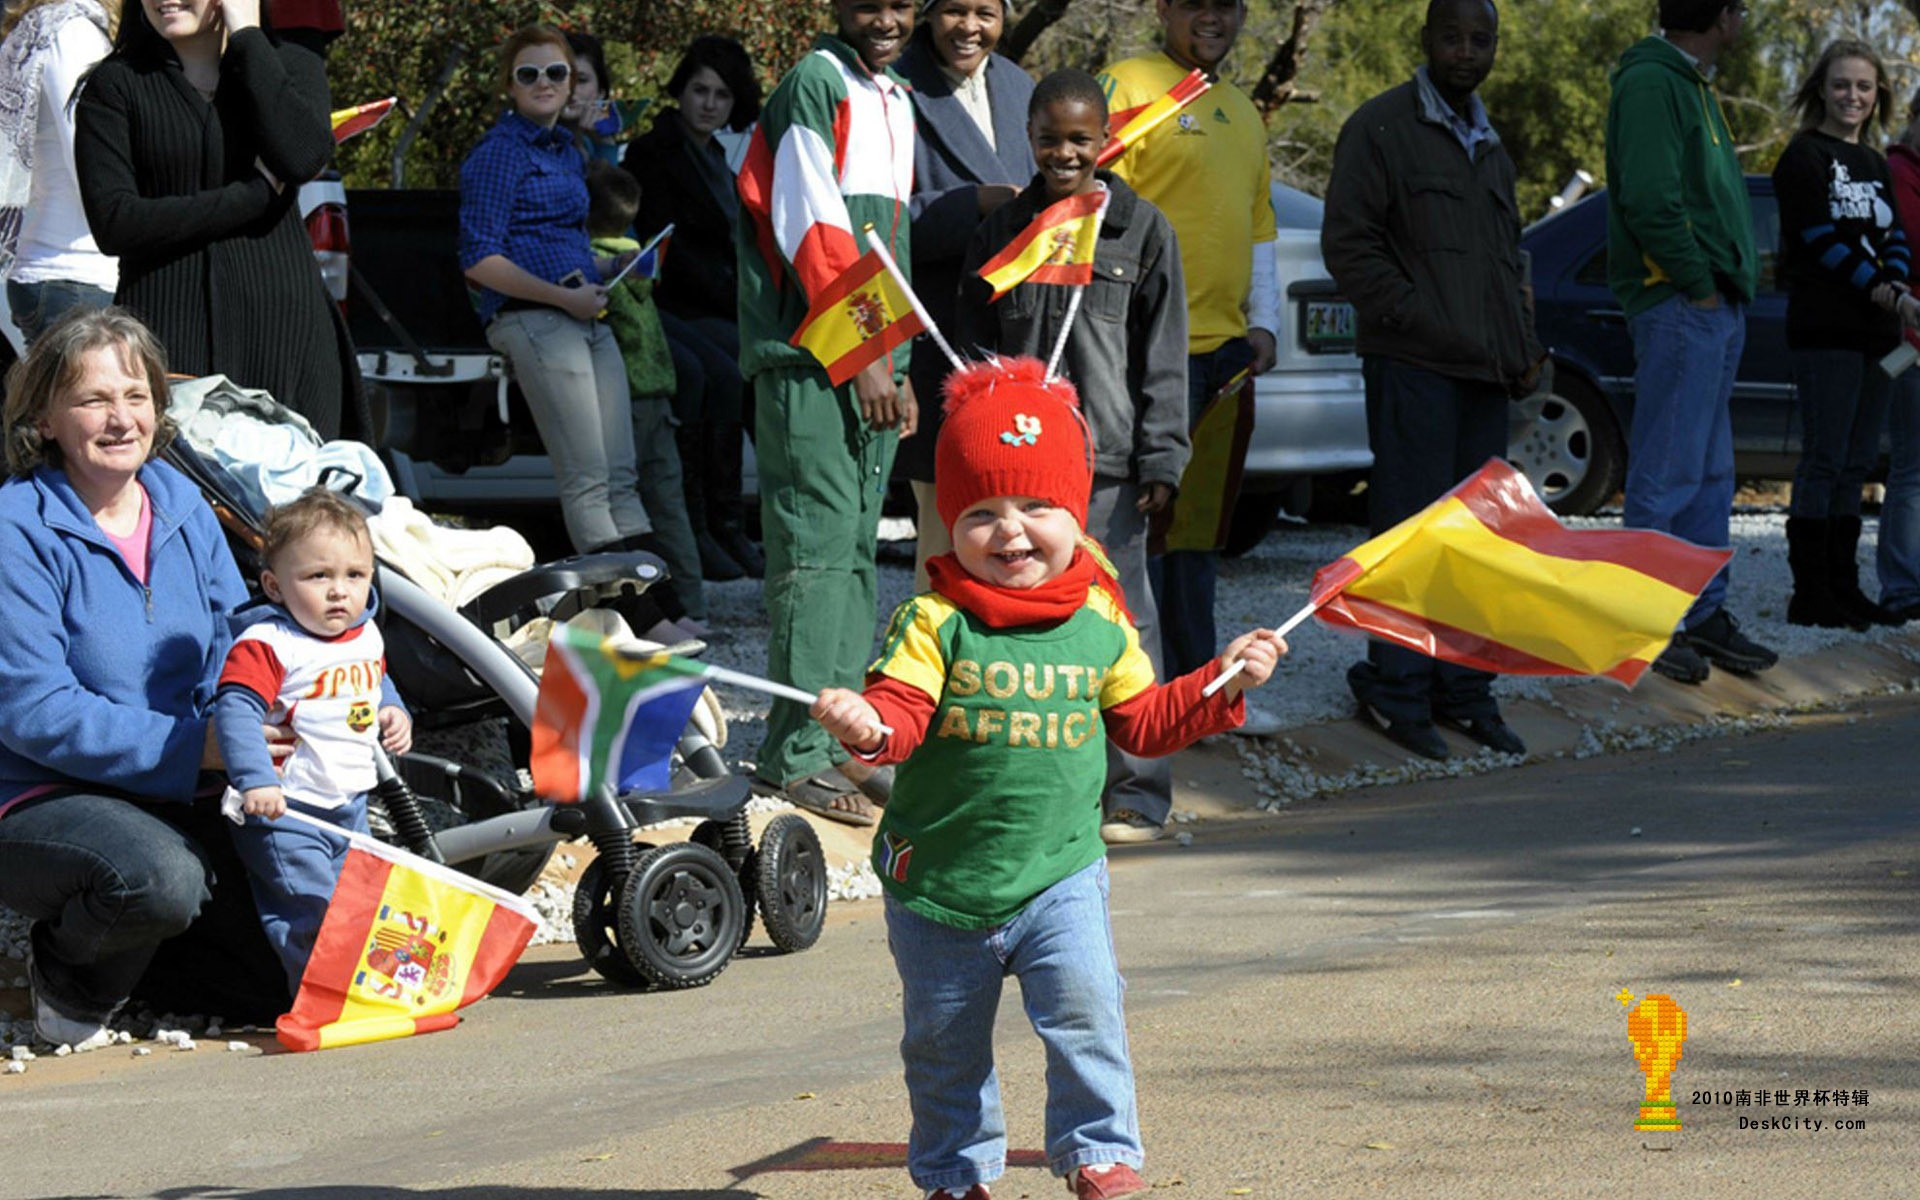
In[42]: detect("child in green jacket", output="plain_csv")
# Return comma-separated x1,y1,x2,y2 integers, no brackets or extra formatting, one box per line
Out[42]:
586,162,703,626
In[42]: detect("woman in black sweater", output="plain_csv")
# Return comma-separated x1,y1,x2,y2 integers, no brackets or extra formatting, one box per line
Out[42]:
74,0,348,437
1773,38,1920,628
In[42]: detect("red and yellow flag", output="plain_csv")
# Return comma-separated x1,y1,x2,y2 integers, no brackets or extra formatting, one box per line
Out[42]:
1096,69,1212,167
1155,368,1254,554
1310,460,1730,685
976,190,1107,300
276,830,537,1052
330,97,396,144
791,248,924,386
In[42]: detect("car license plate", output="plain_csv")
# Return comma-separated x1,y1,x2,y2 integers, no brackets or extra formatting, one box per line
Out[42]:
1302,299,1356,354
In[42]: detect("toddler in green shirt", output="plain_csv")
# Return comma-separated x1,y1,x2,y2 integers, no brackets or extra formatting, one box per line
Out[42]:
812,357,1285,1200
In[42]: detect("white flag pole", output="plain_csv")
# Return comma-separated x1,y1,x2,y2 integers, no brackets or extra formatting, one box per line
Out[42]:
864,225,963,373
1201,595,1322,698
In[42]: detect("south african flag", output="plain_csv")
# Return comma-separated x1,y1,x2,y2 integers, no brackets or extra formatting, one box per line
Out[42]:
530,624,709,802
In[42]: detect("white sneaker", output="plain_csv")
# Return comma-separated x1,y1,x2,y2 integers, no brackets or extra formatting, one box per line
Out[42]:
1099,809,1165,844
31,990,113,1053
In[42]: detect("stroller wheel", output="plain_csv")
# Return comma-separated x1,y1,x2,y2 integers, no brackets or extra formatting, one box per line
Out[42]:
617,842,747,989
689,820,755,949
572,856,648,987
754,813,828,953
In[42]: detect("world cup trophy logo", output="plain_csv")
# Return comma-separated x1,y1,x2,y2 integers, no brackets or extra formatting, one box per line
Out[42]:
1621,990,1687,1130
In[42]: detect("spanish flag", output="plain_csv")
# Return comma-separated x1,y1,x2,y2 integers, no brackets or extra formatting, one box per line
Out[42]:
976,189,1107,300
275,820,538,1052
791,248,925,386
1313,460,1730,685
1096,69,1212,166
330,97,396,144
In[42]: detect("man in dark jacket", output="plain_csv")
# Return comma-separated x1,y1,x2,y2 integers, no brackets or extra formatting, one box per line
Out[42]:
1604,0,1777,684
1321,0,1541,760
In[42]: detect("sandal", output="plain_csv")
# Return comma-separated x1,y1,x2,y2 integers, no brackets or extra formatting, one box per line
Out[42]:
774,773,877,827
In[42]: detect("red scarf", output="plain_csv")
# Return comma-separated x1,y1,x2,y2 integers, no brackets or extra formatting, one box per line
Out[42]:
925,545,1131,629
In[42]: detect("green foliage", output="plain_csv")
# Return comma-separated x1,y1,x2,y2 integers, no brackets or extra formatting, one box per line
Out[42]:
328,1,828,189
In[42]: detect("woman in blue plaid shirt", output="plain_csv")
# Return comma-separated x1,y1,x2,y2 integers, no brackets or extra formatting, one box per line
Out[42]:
459,25,701,644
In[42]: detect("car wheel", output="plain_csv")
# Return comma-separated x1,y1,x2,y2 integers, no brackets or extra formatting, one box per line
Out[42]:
1507,374,1623,516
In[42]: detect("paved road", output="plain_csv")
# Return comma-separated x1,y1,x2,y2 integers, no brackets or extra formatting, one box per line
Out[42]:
5,694,1918,1200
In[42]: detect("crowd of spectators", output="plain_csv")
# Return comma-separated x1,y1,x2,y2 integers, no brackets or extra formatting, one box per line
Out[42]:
7,0,1920,1064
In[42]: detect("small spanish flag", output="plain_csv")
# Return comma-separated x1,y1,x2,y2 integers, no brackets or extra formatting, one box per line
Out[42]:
1154,368,1255,554
976,189,1107,300
791,249,925,386
1097,69,1211,166
1311,460,1730,685
331,97,396,144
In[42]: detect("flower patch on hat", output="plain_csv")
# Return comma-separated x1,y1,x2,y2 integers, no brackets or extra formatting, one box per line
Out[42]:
1000,414,1042,447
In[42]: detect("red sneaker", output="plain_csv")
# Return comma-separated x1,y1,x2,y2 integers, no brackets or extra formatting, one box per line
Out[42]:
1070,1163,1147,1199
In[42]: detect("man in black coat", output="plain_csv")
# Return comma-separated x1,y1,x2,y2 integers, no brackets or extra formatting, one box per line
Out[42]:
1321,0,1544,761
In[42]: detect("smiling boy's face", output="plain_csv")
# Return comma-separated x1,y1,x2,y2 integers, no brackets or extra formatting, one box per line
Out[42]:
835,0,916,72
952,495,1081,589
1030,98,1107,201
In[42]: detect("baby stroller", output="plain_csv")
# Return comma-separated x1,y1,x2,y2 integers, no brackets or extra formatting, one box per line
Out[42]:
161,376,827,990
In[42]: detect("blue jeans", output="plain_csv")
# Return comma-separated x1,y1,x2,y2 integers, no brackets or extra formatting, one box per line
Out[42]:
1350,356,1507,724
486,308,650,553
1879,372,1920,607
0,792,212,1020
1087,478,1171,825
7,278,114,344
885,859,1141,1191
1625,296,1744,626
1789,348,1889,519
1150,337,1254,677
230,795,369,995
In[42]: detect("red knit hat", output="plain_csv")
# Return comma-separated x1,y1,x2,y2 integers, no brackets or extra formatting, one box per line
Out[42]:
934,357,1092,533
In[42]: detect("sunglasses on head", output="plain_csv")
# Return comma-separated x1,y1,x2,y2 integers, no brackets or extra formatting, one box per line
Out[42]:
513,63,571,87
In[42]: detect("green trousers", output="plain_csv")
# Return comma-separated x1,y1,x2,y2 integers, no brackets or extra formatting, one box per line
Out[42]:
753,365,899,786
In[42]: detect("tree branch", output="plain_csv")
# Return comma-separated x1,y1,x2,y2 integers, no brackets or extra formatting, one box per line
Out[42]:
1250,0,1331,115
1000,0,1079,64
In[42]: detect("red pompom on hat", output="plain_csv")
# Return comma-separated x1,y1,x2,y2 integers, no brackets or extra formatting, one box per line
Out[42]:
934,356,1093,533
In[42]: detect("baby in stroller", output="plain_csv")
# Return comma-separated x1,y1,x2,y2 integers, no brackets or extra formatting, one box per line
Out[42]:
165,374,827,990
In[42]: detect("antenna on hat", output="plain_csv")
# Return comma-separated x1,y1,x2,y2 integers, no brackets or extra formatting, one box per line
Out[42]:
864,226,966,374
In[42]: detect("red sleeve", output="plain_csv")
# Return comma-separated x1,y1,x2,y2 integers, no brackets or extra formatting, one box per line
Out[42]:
840,674,941,765
217,637,285,707
1103,661,1246,757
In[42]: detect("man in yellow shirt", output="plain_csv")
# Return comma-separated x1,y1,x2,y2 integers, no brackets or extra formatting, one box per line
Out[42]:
1098,0,1280,840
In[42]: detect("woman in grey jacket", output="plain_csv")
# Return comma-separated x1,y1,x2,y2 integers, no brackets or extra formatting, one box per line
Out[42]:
897,0,1034,589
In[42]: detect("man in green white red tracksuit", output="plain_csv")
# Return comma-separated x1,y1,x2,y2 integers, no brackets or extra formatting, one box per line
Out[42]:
737,0,920,818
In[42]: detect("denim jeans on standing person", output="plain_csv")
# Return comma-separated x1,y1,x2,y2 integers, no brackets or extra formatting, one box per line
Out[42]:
1878,373,1920,608
1150,336,1254,677
0,792,213,1022
1087,478,1171,826
1624,295,1745,627
1350,356,1507,725
1789,348,1891,519
485,307,651,553
7,278,114,345
886,858,1142,1193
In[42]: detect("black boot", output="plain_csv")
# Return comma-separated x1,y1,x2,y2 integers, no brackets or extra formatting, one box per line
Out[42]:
678,423,743,582
1786,517,1859,628
706,421,764,578
1830,515,1902,627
